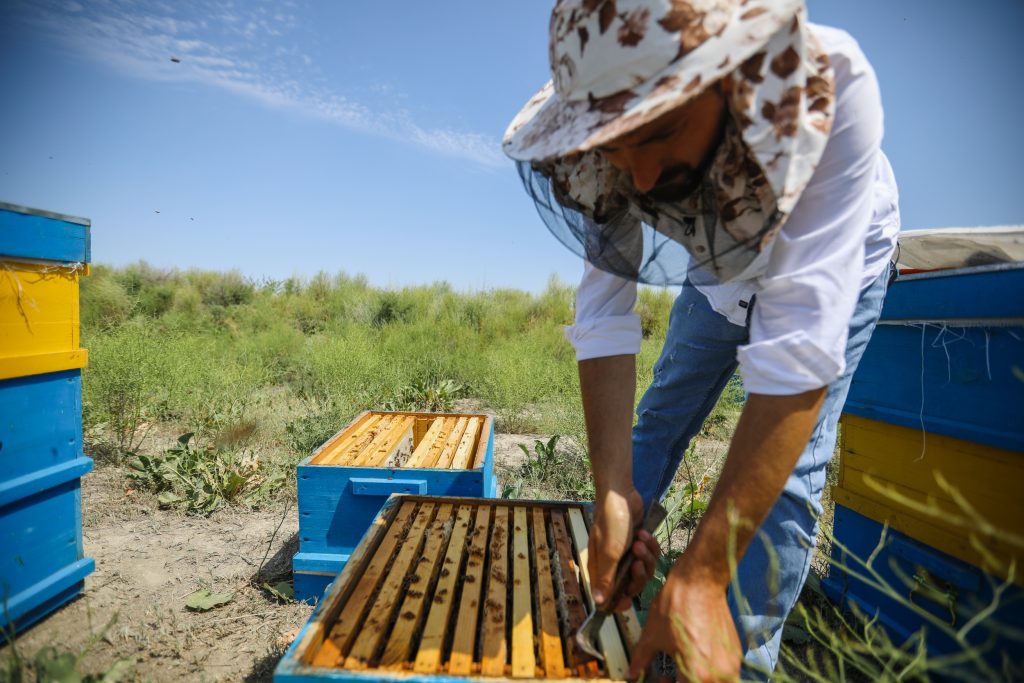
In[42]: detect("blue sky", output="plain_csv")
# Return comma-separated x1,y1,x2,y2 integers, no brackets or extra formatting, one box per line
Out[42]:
2,0,1022,292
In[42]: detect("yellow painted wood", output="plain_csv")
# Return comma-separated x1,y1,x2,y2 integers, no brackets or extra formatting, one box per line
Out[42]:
448,505,491,676
0,348,87,381
405,417,446,468
310,413,377,465
531,507,566,679
343,502,435,669
511,507,536,678
434,416,469,469
379,504,454,666
480,505,510,677
838,414,1024,579
449,416,481,471
472,416,493,469
838,415,1024,583
841,415,1023,525
413,504,474,673
1,260,83,363
421,417,457,468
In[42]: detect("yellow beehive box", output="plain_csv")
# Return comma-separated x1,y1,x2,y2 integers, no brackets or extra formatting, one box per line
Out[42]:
0,260,89,381
834,414,1024,583
1,201,91,381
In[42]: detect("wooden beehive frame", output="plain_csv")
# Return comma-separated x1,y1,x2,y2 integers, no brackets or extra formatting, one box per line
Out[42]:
289,496,640,681
309,412,492,470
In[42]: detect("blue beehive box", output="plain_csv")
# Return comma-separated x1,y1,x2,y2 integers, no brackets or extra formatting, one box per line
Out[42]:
1,202,94,636
822,505,1024,673
293,411,496,603
843,262,1024,452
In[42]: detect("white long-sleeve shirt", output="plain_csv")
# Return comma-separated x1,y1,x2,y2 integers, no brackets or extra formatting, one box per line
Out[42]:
565,25,900,395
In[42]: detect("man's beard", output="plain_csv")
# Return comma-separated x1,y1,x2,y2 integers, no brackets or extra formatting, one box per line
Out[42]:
637,163,702,203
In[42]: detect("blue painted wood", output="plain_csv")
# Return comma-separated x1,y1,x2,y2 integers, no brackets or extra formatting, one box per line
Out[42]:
1,558,94,640
843,265,1024,451
879,263,1024,322
349,477,427,497
0,458,92,509
0,204,91,264
822,505,1024,671
0,370,84,486
1,454,94,634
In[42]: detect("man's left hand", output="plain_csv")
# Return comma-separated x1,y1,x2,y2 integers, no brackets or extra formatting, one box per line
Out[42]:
628,565,742,682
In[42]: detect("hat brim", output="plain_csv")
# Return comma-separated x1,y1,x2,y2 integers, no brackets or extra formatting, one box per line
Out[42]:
503,0,798,163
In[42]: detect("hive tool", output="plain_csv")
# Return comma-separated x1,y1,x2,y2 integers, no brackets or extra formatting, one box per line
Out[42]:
575,500,668,661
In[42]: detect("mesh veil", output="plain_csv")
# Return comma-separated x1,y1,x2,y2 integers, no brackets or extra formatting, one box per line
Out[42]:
516,157,780,287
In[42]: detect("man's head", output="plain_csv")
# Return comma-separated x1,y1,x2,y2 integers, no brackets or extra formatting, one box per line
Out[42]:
505,0,836,285
503,0,796,165
597,83,726,200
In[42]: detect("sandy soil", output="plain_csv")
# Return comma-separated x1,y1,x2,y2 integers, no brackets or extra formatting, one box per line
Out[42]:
2,464,315,681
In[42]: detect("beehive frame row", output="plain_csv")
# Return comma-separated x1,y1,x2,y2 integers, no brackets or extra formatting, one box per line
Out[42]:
310,413,490,470
281,496,639,682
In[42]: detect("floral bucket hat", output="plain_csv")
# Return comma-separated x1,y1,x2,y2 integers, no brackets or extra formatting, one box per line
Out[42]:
503,0,836,285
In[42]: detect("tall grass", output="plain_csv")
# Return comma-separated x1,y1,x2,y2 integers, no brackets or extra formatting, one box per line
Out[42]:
81,263,673,467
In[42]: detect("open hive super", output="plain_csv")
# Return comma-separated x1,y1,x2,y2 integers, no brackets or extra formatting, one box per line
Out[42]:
278,496,639,682
309,412,491,470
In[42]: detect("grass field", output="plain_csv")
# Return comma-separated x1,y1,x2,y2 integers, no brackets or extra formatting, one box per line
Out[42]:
2,263,1018,682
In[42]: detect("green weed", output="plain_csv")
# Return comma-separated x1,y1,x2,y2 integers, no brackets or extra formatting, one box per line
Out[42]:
128,433,284,515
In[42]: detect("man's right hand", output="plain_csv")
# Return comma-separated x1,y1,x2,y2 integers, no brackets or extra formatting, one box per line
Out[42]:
589,486,660,611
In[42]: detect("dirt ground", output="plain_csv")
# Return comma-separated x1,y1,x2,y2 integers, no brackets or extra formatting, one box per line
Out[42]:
0,434,539,682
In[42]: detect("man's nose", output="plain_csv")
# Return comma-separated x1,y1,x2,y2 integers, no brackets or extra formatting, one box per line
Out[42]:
630,157,662,194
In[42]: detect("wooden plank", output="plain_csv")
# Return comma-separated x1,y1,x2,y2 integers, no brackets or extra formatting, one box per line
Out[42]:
313,500,418,666
449,416,482,471
480,505,510,677
421,417,457,468
511,507,536,678
448,505,492,675
550,510,601,678
344,502,436,669
379,504,455,667
405,417,446,469
434,417,470,469
377,415,417,468
532,508,567,678
329,415,393,466
471,416,493,469
351,416,414,467
413,505,474,673
567,508,629,681
312,413,378,465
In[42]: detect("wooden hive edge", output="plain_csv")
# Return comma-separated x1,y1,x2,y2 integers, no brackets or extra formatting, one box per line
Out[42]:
307,412,374,465
307,413,494,472
293,495,405,664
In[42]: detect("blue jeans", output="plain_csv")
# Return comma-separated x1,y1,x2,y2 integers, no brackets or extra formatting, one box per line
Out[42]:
632,267,890,678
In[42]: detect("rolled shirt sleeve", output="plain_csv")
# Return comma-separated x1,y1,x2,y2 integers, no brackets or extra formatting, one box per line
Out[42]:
565,260,643,361
737,30,885,395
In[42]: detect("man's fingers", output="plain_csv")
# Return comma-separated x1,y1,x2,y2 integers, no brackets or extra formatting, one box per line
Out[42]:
623,558,648,598
589,536,620,606
633,538,656,578
638,528,661,557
